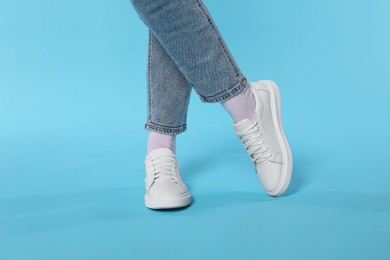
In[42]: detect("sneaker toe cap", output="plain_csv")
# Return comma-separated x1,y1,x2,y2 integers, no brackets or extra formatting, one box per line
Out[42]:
257,162,283,194
149,178,188,197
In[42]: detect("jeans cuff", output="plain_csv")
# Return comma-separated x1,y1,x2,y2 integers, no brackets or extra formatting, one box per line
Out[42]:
199,76,249,103
145,122,187,135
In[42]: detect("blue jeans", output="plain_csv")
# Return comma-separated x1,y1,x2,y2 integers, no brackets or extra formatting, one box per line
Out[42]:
130,0,249,135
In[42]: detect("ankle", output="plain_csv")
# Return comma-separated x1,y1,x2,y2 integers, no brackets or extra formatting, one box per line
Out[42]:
221,85,256,123
147,132,176,154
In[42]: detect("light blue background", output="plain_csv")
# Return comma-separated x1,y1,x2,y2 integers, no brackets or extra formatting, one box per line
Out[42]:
1,0,390,259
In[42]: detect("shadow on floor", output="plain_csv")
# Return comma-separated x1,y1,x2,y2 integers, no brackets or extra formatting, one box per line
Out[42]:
1,185,389,240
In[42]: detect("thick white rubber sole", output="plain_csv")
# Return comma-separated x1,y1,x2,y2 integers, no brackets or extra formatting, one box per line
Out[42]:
253,80,293,196
145,192,192,210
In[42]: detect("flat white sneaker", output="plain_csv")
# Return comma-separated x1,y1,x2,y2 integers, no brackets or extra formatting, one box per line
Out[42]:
144,147,191,209
233,80,293,196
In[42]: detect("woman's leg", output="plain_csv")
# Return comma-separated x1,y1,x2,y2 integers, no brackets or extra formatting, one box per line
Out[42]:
143,31,193,210
146,30,192,136
146,30,192,154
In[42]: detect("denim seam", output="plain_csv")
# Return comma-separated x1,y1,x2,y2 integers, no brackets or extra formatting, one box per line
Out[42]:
193,0,241,77
145,121,187,135
147,30,152,122
199,76,248,103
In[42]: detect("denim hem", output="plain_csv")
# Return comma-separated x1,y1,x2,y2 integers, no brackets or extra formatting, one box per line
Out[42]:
145,122,187,135
199,76,249,103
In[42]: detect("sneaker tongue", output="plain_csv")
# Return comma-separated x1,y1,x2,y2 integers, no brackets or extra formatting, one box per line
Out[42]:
148,147,174,157
233,118,254,133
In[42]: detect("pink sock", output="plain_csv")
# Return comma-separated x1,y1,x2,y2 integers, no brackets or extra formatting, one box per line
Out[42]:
147,132,176,154
221,85,256,123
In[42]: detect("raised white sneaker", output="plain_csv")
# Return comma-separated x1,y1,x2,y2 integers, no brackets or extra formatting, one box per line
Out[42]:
144,147,191,209
233,80,293,196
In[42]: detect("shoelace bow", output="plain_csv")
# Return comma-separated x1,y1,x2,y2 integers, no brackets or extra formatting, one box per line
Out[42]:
149,155,179,183
238,121,272,164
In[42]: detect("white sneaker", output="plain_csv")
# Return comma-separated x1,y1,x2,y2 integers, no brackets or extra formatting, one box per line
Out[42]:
144,147,192,209
233,80,293,196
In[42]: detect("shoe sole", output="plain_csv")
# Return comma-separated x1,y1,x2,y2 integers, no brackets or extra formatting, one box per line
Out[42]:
253,80,293,196
145,192,192,209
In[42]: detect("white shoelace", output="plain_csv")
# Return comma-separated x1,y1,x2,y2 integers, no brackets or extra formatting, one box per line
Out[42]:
149,156,179,183
238,121,272,164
